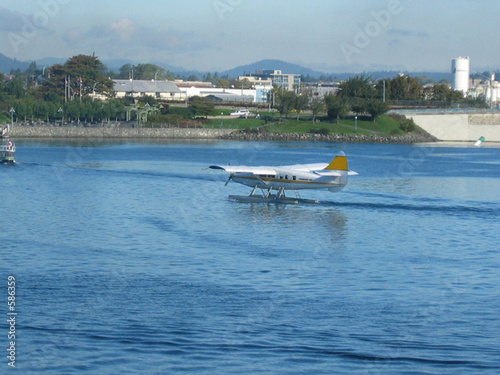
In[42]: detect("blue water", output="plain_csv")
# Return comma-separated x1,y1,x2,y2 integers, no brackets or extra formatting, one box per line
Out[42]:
1,140,500,374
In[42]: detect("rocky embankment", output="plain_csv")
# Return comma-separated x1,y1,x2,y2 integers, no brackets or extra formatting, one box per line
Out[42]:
9,125,438,143
10,126,234,139
220,129,439,143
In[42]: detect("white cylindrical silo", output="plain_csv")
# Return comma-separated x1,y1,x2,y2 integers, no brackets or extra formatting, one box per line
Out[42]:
452,56,470,95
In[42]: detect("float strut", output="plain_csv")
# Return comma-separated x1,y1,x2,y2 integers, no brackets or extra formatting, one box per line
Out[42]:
277,187,285,198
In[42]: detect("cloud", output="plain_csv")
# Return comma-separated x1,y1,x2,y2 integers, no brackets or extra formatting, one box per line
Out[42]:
109,18,137,41
63,18,210,59
63,28,83,43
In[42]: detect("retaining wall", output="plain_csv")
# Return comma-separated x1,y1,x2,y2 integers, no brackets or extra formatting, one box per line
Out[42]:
409,113,500,141
10,126,235,139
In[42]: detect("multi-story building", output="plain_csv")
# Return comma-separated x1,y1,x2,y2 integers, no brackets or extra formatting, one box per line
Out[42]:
239,69,301,93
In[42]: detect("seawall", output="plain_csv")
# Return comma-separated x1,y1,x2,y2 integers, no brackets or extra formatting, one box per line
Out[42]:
220,130,437,143
407,112,500,142
10,126,235,139
8,125,438,143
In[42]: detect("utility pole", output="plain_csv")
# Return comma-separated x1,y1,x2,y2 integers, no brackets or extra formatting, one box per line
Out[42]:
9,108,15,127
383,80,386,102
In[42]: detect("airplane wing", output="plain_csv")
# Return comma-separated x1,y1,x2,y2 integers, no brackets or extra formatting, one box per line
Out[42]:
209,165,277,175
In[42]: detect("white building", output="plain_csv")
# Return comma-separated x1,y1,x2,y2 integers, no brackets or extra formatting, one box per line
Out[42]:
112,79,264,104
175,81,259,103
239,69,301,93
113,79,181,100
468,74,500,108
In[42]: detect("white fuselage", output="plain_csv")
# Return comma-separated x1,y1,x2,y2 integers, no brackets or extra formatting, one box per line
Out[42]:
231,167,347,192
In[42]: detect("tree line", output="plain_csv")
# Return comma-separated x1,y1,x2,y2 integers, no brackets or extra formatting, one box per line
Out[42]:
1,54,487,125
273,74,486,124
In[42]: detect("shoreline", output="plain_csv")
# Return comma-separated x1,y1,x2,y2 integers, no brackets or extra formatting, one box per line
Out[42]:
219,129,438,143
9,126,438,143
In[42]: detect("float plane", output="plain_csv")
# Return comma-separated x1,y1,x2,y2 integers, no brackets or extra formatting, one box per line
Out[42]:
209,152,357,204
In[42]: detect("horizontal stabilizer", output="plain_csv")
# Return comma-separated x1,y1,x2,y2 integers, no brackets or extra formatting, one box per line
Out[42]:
314,170,342,177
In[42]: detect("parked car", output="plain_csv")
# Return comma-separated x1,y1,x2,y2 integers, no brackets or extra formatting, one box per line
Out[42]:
229,109,250,116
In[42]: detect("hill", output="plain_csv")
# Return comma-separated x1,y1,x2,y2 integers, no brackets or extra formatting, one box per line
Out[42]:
0,53,29,73
103,58,188,73
0,53,454,82
222,59,326,78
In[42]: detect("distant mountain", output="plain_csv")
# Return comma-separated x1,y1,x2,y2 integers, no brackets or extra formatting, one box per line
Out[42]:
35,57,66,68
0,53,457,83
101,59,188,73
0,53,29,73
332,71,453,82
222,59,327,78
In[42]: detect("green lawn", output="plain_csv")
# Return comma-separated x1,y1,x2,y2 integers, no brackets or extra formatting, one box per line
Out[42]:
206,117,264,129
207,114,404,135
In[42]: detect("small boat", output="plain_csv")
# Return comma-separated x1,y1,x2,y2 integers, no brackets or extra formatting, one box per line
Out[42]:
0,137,16,164
474,136,485,146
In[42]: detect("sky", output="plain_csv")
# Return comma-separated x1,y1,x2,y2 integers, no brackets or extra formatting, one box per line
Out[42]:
1,0,499,73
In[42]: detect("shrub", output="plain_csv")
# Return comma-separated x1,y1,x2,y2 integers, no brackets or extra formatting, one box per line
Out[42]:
388,114,416,132
399,118,416,132
167,106,194,119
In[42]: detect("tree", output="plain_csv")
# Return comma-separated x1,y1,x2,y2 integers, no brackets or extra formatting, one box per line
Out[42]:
215,78,230,88
39,63,66,101
426,83,464,102
338,75,376,101
365,99,388,121
64,100,81,123
118,64,134,79
107,99,126,122
41,55,113,101
337,75,376,117
384,75,422,101
309,97,325,122
138,95,158,107
235,78,251,90
6,78,25,98
324,93,349,124
123,63,167,80
294,93,310,120
274,87,296,118
64,55,113,98
350,99,366,116
188,96,214,118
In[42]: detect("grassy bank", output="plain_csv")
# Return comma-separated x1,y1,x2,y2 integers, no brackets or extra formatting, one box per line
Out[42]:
207,114,406,136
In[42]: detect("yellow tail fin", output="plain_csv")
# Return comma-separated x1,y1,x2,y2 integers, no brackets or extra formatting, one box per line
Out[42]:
325,153,348,171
